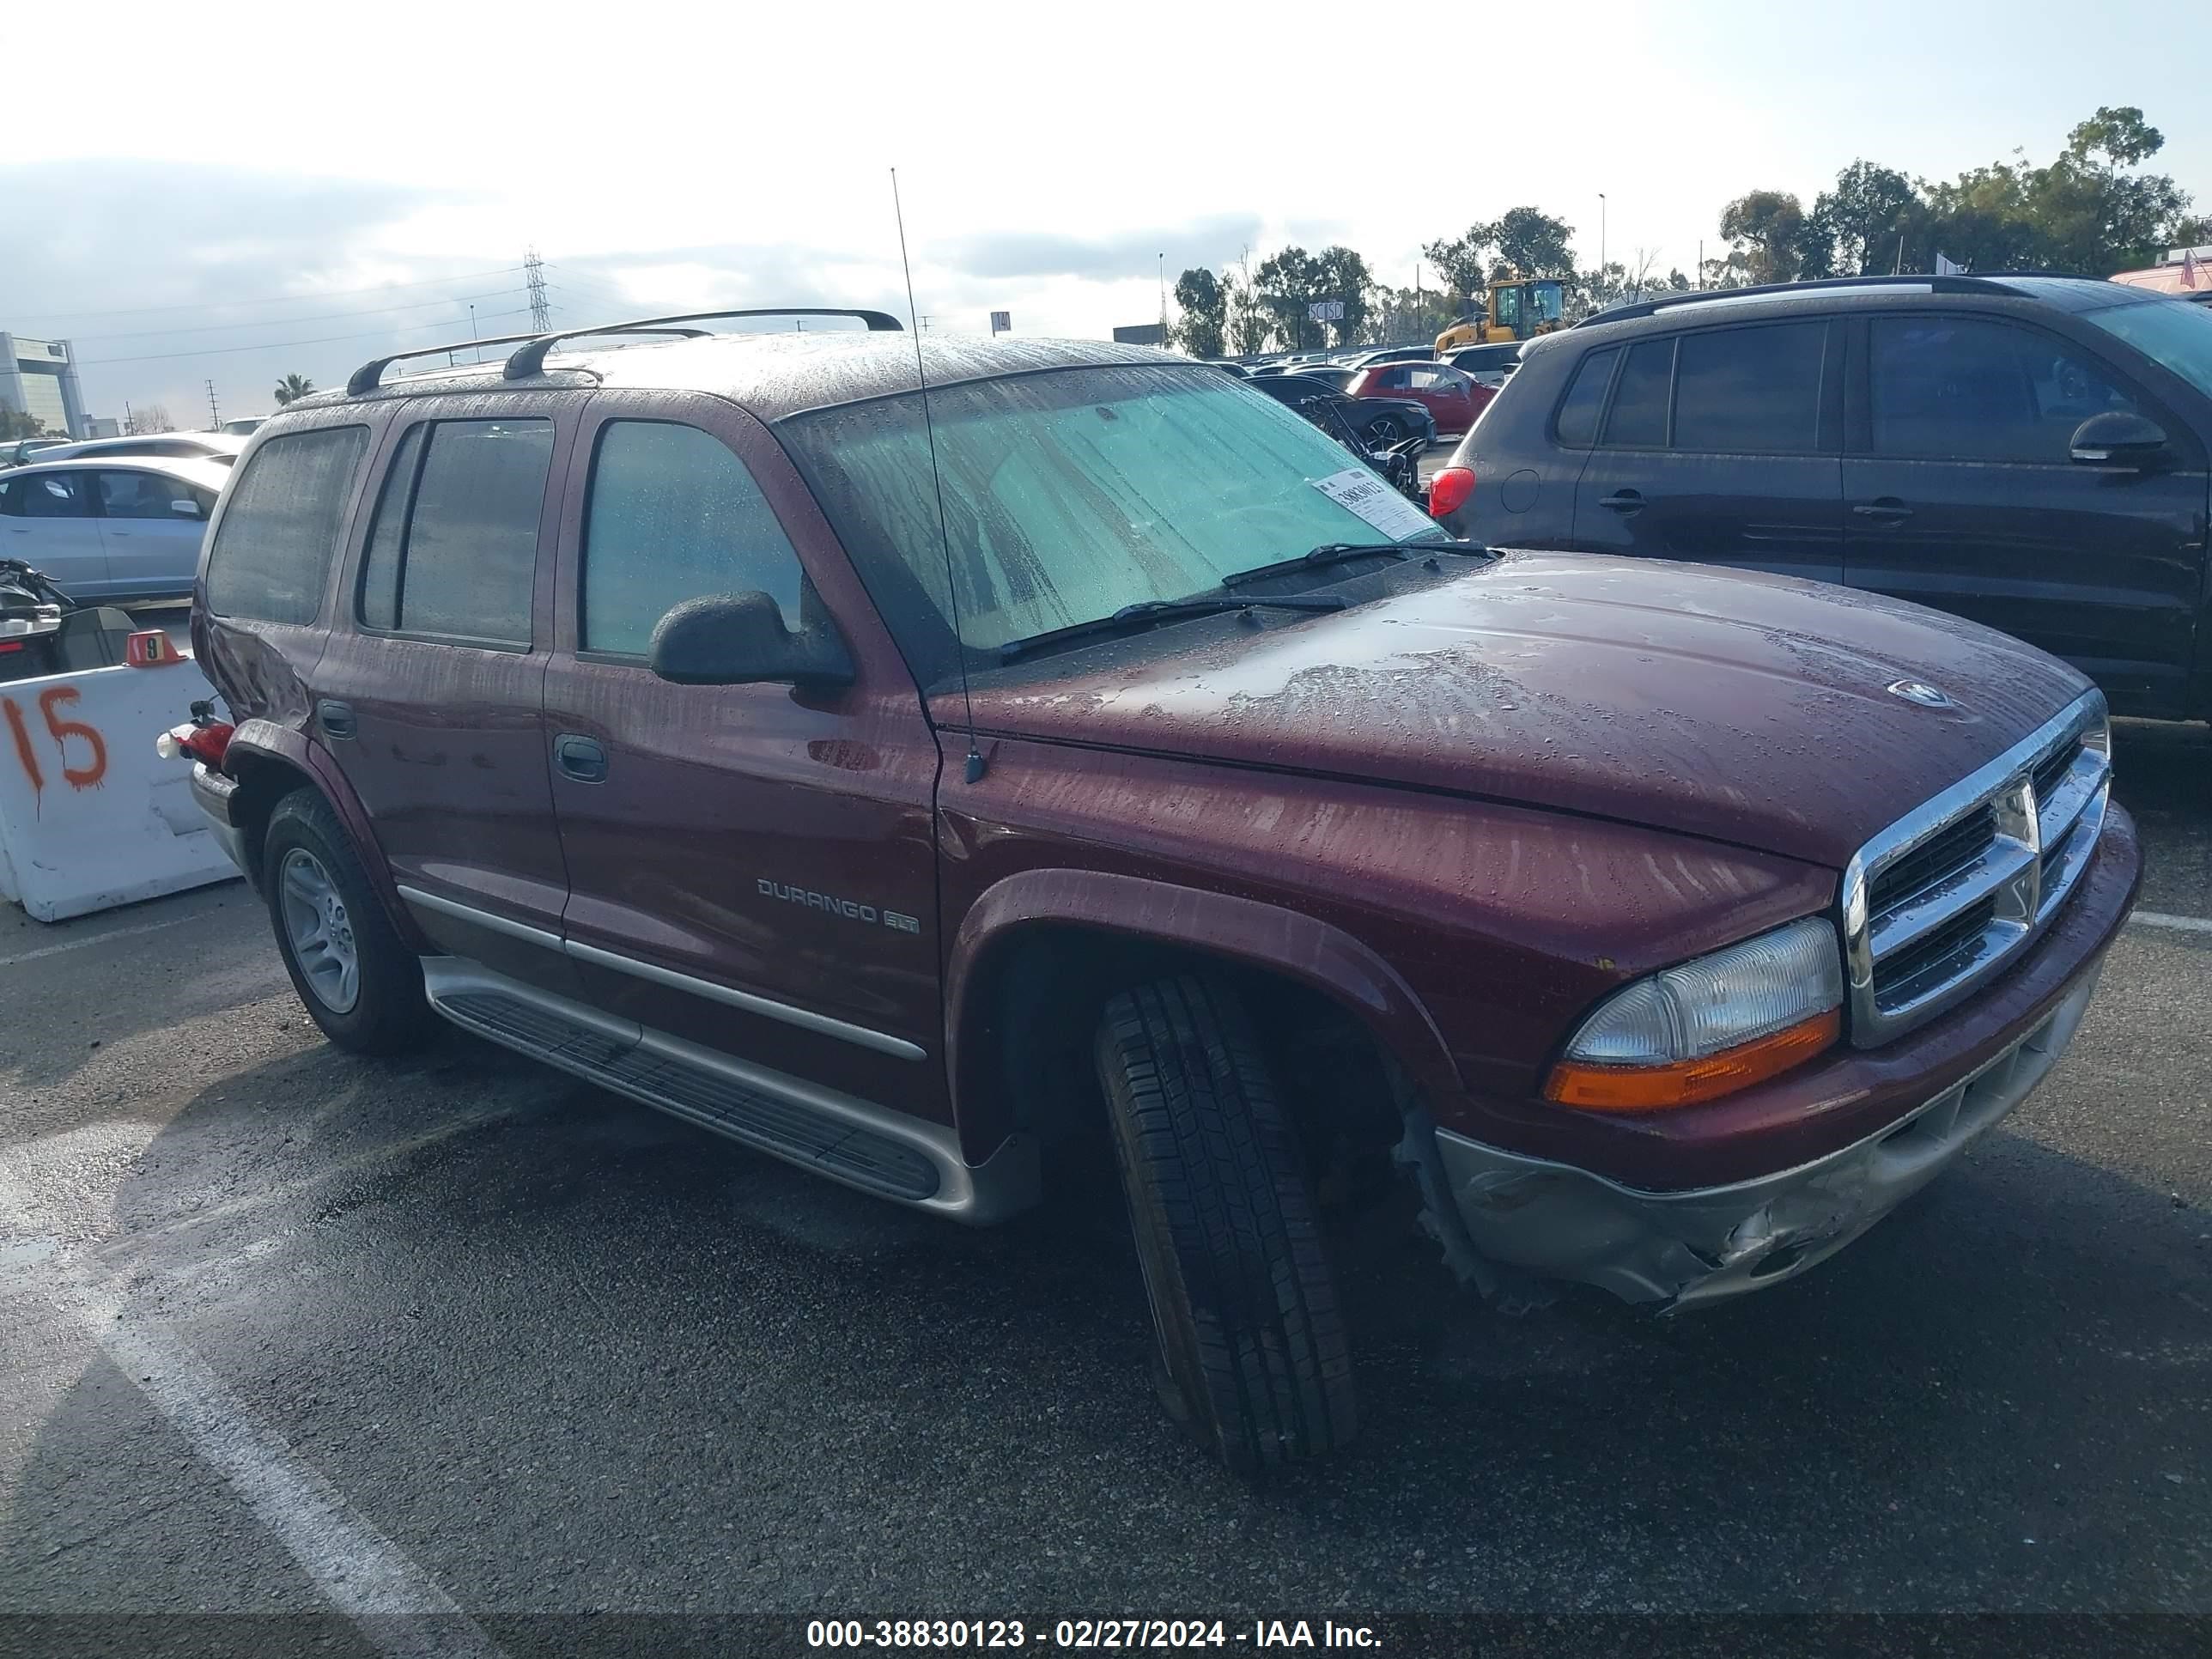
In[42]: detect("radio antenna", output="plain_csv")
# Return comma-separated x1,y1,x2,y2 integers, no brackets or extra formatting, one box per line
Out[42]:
891,167,986,785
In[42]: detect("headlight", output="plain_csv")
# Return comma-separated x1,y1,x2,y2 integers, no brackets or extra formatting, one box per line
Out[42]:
1544,916,1844,1112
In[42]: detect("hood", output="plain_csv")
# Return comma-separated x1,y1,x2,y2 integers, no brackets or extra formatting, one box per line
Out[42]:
958,552,2093,869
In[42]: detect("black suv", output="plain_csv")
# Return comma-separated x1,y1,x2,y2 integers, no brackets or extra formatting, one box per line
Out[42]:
1431,275,2212,722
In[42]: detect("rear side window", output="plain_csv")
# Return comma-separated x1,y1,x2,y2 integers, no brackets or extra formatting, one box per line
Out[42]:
358,418,553,646
204,426,367,623
1,473,90,517
1553,348,1618,447
581,422,805,654
1604,339,1674,446
1672,322,1826,453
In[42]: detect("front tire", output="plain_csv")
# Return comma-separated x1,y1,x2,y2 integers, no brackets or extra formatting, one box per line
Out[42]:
262,788,434,1056
1364,413,1407,446
1093,975,1358,1473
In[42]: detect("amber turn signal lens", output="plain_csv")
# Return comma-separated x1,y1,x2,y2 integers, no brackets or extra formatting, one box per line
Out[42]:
1427,465,1475,519
1543,1008,1841,1112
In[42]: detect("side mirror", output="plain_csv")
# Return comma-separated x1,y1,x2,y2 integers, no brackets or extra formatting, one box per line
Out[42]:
647,591,854,690
169,499,202,518
2069,410,2167,467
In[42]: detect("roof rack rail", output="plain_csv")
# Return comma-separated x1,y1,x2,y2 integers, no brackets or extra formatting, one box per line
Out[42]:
345,333,551,397
1578,272,2016,328
501,307,904,381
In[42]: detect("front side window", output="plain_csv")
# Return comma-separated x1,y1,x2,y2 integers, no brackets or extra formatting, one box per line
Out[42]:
581,422,805,655
782,365,1444,678
357,417,553,646
1870,317,2136,463
1527,283,1565,327
1672,322,1826,453
94,469,186,520
204,426,367,623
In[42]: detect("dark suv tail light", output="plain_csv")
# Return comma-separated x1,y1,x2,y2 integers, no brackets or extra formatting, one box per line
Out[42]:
1428,465,1475,519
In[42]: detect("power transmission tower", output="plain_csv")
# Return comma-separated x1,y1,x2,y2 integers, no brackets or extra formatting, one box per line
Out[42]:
205,380,221,428
525,246,551,332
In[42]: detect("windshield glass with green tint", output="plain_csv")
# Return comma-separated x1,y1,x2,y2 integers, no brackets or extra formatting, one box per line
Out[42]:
2079,295,2212,399
782,364,1443,675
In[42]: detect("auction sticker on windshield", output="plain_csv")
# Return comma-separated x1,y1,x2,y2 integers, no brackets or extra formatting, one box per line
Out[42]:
1310,466,1437,541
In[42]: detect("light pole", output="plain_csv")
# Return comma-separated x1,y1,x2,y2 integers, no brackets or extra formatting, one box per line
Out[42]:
1158,252,1166,339
468,302,479,362
1599,192,1607,281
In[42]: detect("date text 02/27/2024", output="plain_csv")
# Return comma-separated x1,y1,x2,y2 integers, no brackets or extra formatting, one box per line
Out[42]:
805,1620,1382,1650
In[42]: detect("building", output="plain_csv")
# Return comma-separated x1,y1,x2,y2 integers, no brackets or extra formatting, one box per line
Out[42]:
84,416,122,439
0,331,88,438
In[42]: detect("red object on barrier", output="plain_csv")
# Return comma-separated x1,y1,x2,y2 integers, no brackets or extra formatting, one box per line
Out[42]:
125,630,186,668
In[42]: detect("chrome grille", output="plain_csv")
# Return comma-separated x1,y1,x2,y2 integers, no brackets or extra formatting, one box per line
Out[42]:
1841,692,2110,1046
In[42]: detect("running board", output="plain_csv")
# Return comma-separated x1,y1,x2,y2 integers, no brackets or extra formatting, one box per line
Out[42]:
421,959,1037,1223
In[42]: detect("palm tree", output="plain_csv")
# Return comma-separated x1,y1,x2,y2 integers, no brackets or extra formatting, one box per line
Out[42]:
273,373,315,406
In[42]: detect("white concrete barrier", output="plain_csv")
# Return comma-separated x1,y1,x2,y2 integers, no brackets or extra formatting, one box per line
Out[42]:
0,657,241,921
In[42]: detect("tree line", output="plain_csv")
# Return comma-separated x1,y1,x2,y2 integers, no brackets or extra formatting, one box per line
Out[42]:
1170,106,2203,357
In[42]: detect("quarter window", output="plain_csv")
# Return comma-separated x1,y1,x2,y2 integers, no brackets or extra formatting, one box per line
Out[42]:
581,422,805,655
1672,322,1826,453
357,418,553,646
1603,338,1674,447
1869,318,2137,464
1553,347,1618,447
204,426,368,623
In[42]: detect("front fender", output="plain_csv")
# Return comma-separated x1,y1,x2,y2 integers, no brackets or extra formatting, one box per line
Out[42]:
945,867,1462,1162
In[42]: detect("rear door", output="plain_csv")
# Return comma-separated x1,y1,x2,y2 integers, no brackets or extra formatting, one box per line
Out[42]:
313,393,580,994
1842,312,2209,716
0,471,109,594
1568,319,1845,583
539,390,948,1113
90,467,209,597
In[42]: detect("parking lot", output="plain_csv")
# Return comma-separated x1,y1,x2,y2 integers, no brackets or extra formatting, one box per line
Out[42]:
0,704,2207,1648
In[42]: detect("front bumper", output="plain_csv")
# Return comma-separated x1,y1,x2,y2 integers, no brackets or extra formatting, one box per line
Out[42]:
189,762,252,879
1427,957,2105,1309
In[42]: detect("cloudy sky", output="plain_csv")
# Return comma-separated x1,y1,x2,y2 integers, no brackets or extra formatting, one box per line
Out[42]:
4,0,2206,427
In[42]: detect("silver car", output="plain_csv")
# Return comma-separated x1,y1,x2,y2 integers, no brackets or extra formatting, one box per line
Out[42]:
0,457,228,600
28,432,247,469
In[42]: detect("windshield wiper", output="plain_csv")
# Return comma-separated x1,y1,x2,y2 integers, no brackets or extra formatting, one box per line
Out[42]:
997,594,1346,664
1218,538,1486,588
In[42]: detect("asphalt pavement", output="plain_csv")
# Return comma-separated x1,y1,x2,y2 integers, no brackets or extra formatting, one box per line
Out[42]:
0,716,2207,1653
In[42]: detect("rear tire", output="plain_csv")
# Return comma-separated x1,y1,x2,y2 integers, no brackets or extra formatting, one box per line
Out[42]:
261,788,434,1056
1092,975,1358,1473
1364,414,1407,446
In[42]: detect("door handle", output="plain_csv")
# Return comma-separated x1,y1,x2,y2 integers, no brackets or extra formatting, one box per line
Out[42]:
1598,489,1644,513
1852,500,1915,522
555,732,608,784
316,701,357,741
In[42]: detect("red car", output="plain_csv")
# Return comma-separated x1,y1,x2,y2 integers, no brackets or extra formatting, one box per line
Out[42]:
1346,360,1492,435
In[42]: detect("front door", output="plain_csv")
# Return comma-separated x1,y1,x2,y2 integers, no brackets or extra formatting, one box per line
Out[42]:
313,392,580,993
91,467,210,597
1842,313,2209,717
539,390,947,1115
0,470,109,595
1570,319,1845,583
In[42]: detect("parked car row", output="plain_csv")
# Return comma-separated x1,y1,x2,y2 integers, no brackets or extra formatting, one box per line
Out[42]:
1433,272,2212,726
165,306,2138,1475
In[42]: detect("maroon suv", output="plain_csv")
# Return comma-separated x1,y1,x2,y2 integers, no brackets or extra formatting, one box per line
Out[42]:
175,311,2141,1474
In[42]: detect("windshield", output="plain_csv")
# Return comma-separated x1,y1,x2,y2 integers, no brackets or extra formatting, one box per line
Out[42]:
781,364,1443,678
2078,295,2212,399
